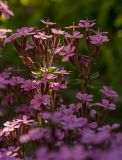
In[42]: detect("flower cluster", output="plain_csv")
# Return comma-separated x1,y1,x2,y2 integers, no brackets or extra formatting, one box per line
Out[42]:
0,2,121,159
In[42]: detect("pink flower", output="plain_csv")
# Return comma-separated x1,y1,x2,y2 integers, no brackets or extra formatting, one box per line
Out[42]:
3,120,20,132
95,99,116,110
16,115,34,126
42,73,57,81
54,46,64,54
65,31,83,39
55,69,71,75
50,82,67,91
0,76,9,88
34,32,53,40
59,45,75,62
5,27,35,43
88,32,109,45
0,1,14,19
9,76,24,86
76,92,93,102
0,29,12,39
65,25,79,29
100,85,118,98
40,19,56,26
78,19,96,28
51,28,65,35
30,94,50,110
21,80,39,91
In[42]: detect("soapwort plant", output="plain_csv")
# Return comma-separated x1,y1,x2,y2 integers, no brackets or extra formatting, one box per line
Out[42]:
0,1,121,160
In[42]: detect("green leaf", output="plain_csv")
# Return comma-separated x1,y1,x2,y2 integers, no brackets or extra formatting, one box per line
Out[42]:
90,72,99,80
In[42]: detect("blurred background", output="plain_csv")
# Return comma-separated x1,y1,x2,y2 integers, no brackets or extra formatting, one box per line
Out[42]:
0,0,122,124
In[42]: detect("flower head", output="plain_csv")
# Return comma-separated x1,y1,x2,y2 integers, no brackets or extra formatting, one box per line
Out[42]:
0,1,14,19
88,32,109,45
51,28,65,35
30,94,50,110
34,32,53,39
5,27,35,43
79,19,96,28
40,19,56,26
3,120,20,132
0,29,12,39
95,99,116,110
59,45,75,62
65,31,83,39
100,85,118,98
76,92,93,102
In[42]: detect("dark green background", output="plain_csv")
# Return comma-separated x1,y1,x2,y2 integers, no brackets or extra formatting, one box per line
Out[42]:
0,0,122,123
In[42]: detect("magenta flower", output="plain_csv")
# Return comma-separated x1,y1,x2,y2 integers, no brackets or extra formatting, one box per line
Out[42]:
19,128,51,143
40,19,56,26
16,104,30,114
78,19,96,28
42,73,57,81
100,85,118,98
34,32,53,40
50,82,67,91
69,103,82,112
51,28,65,35
54,46,64,54
0,146,20,159
30,94,50,110
16,27,35,36
59,45,75,62
65,31,83,39
55,69,71,75
0,1,14,19
61,115,87,130
88,32,109,45
76,92,93,102
9,76,24,86
0,76,9,88
95,99,116,110
3,94,14,105
5,27,35,43
21,80,39,91
0,29,12,39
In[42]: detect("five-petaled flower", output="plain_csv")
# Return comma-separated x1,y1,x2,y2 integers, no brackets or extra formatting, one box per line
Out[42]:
0,1,14,19
100,85,118,98
59,45,75,62
5,27,35,43
51,28,65,35
65,31,83,39
30,94,50,110
0,29,12,39
40,19,56,26
78,19,96,28
34,32,53,40
95,99,116,110
88,32,109,45
76,92,93,102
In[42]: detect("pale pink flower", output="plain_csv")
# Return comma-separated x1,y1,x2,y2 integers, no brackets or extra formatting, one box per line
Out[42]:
40,19,56,26
51,28,65,35
0,1,14,19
